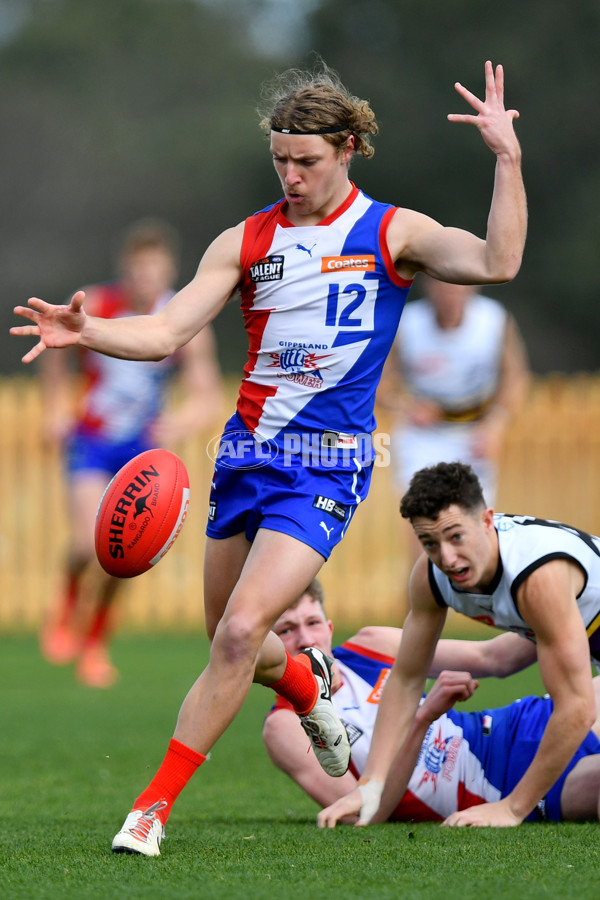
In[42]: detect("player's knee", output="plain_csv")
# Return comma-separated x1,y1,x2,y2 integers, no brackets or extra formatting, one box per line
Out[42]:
213,610,266,667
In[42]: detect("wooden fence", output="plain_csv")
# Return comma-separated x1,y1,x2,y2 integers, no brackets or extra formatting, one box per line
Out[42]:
0,374,599,632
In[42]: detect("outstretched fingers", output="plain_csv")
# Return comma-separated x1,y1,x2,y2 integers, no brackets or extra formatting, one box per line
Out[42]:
317,788,363,829
69,289,86,311
492,61,505,105
13,301,42,324
11,289,87,364
447,60,521,155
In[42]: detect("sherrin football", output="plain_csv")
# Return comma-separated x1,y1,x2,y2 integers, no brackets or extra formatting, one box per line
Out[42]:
95,448,190,578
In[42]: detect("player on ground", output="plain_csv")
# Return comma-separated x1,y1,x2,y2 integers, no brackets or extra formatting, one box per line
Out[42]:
12,59,526,855
319,462,600,828
266,584,600,824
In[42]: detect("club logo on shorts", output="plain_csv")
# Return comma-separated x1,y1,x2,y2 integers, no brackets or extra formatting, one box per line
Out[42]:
249,255,284,282
312,495,347,522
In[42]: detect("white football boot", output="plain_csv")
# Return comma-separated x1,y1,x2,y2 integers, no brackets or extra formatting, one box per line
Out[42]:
112,802,167,857
298,647,350,777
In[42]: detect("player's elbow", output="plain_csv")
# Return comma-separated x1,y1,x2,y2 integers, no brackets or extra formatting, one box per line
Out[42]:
487,254,522,284
502,254,523,282
569,693,597,736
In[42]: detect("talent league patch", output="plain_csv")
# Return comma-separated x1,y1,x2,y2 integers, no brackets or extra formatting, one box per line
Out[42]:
208,500,217,521
312,495,347,521
249,255,284,282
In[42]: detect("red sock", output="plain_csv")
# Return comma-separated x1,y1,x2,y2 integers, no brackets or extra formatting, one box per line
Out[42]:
58,574,79,626
84,604,111,648
270,651,318,716
133,738,207,824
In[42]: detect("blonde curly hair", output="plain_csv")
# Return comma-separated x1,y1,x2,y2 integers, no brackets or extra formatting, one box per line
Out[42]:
258,59,378,160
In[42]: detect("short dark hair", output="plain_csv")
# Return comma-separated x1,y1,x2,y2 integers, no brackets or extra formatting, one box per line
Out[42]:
118,217,181,263
400,462,486,521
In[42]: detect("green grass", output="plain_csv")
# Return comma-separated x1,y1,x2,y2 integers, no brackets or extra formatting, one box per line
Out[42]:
0,633,597,900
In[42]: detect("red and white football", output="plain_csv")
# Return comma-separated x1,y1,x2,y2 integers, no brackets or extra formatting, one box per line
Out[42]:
95,448,190,578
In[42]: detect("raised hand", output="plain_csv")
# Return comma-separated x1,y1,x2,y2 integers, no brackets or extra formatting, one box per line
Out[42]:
419,670,479,723
448,60,521,157
11,291,87,363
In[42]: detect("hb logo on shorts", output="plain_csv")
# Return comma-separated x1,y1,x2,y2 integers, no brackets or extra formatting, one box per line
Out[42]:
312,495,347,522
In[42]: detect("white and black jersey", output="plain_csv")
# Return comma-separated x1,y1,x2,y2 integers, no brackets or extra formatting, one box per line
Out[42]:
429,513,600,663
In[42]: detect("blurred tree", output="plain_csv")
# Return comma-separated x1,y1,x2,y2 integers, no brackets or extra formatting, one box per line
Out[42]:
2,0,599,374
306,0,600,372
0,0,276,373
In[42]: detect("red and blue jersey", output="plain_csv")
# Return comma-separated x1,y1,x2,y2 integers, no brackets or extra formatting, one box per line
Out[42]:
75,283,175,443
236,185,412,445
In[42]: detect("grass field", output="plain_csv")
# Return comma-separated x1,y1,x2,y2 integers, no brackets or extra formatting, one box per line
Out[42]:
1,632,598,900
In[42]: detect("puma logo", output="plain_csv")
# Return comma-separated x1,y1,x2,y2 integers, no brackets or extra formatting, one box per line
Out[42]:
296,242,317,257
319,521,334,540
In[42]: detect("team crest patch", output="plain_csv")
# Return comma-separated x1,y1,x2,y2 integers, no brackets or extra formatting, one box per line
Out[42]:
249,255,284,282
312,495,347,521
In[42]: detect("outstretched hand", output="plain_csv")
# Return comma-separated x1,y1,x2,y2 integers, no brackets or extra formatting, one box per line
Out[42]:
442,798,523,827
449,60,520,157
317,779,383,829
11,291,87,363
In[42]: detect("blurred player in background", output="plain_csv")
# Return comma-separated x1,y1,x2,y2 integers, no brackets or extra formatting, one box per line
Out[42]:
378,276,529,524
39,218,224,688
266,584,600,824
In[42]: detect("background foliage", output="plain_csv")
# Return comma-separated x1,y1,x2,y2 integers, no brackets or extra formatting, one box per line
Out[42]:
0,0,598,374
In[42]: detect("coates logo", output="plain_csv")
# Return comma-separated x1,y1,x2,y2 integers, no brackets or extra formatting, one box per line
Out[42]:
206,429,279,470
249,255,284,282
321,255,375,273
366,668,391,704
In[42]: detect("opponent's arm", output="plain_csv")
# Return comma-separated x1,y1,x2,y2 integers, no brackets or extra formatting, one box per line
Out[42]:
471,313,530,459
12,224,244,364
430,630,537,678
318,557,447,827
389,61,526,285
443,560,596,827
352,625,537,678
372,670,479,823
